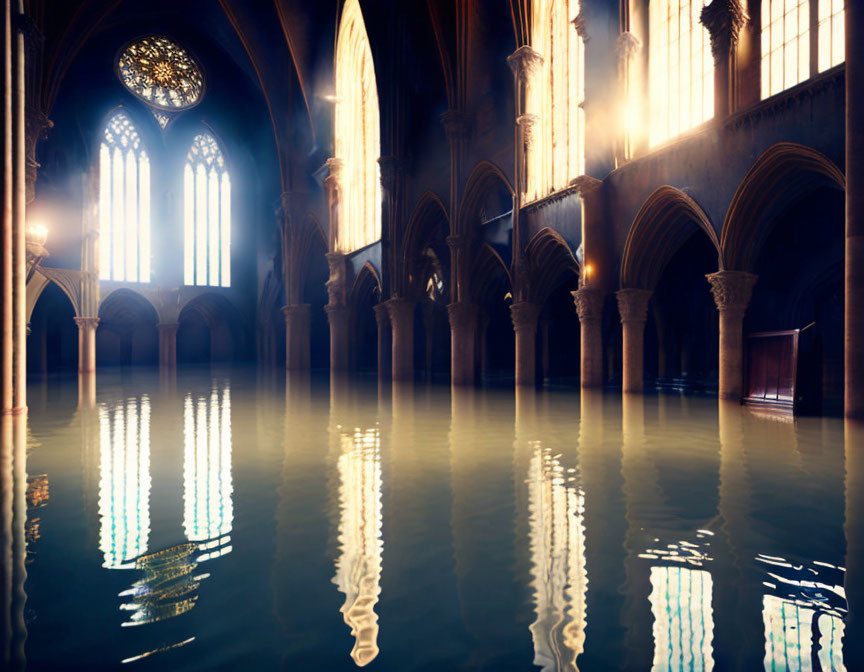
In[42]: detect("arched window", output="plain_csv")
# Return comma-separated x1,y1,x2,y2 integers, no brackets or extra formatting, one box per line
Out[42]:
527,0,586,201
648,0,714,147
99,111,151,282
184,133,231,287
761,0,845,99
334,0,381,253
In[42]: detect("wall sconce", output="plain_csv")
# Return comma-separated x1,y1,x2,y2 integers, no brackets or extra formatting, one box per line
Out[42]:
26,221,49,283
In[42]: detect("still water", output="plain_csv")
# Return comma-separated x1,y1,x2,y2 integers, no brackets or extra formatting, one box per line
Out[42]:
9,367,861,670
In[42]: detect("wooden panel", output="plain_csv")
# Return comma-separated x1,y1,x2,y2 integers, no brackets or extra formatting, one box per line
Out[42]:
744,330,799,412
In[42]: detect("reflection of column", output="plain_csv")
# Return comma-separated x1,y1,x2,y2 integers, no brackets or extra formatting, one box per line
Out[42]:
77,372,96,410
183,385,233,561
511,302,541,386
2,417,27,670
157,322,178,369
846,419,864,668
527,444,587,671
573,288,604,388
707,271,757,401
333,425,382,667
74,317,99,373
98,397,151,569
282,304,310,371
616,289,652,393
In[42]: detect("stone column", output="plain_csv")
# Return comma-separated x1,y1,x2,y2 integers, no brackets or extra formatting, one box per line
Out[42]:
282,304,310,371
386,298,415,382
510,302,541,387
616,289,652,394
325,304,350,372
845,419,864,667
700,0,748,119
74,317,99,374
156,322,179,370
847,0,864,418
447,301,477,386
572,288,605,388
373,302,391,381
706,271,757,401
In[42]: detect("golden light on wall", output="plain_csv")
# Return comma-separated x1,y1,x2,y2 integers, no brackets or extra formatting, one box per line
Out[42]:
648,0,713,147
527,0,585,201
527,444,587,672
334,0,381,253
333,426,383,667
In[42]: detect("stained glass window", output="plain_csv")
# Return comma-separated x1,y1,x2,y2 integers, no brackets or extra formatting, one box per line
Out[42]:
99,111,151,282
117,35,203,111
184,133,231,287
648,0,714,146
334,0,381,253
527,0,586,200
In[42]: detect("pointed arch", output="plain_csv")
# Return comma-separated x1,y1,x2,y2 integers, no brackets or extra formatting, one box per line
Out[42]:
184,131,231,287
402,191,449,297
335,0,381,253
470,241,512,305
99,287,160,322
458,161,514,236
350,262,383,305
99,109,151,283
620,186,720,290
721,143,845,271
525,227,580,304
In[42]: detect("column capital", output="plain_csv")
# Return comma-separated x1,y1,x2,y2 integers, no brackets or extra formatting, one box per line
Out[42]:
569,174,603,198
325,157,344,181
700,0,748,57
440,110,472,143
507,45,544,83
516,113,539,147
616,288,652,324
378,155,408,193
324,303,350,319
616,31,642,60
447,301,478,329
73,316,100,330
571,288,604,322
706,271,758,314
281,304,310,320
571,10,589,42
510,301,542,332
373,302,390,326
156,321,179,331
385,297,416,323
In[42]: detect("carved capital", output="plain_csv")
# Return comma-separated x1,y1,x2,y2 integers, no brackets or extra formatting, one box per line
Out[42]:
568,175,602,198
281,304,310,322
571,288,604,322
571,11,588,42
325,252,347,303
706,271,757,314
440,110,472,143
517,113,539,147
700,0,748,58
510,301,542,332
74,317,100,331
616,289,652,324
385,297,416,327
616,31,642,60
446,301,478,330
372,302,390,327
157,321,179,335
378,155,408,193
507,45,544,83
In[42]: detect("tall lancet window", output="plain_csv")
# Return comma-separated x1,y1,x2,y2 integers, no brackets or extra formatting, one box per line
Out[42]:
527,0,586,201
99,111,151,282
334,0,381,253
184,133,231,287
648,0,713,146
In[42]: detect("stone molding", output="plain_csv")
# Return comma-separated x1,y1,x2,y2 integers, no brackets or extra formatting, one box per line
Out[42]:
616,289,652,324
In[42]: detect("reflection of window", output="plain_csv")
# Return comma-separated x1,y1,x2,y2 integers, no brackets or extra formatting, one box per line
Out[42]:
183,385,233,561
335,0,381,253
99,397,151,569
648,0,713,146
763,595,846,672
184,133,231,287
527,0,585,200
527,445,587,672
649,566,714,671
333,427,382,667
99,111,151,282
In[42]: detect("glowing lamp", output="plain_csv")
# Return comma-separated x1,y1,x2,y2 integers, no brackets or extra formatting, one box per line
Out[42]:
584,263,593,278
26,222,48,249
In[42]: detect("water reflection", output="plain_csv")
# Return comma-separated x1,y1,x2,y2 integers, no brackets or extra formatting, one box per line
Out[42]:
183,384,233,561
333,424,383,667
527,444,587,672
98,397,151,569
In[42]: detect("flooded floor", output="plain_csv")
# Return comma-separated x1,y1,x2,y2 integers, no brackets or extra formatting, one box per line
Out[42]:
7,366,861,670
